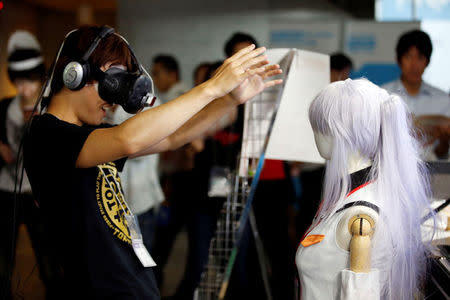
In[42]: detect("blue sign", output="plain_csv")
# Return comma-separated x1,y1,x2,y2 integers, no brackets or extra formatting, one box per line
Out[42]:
351,63,401,86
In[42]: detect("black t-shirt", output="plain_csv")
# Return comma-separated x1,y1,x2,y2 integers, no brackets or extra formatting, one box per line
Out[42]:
24,113,160,299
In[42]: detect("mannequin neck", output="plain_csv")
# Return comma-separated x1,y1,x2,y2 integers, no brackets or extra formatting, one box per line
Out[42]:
348,152,372,174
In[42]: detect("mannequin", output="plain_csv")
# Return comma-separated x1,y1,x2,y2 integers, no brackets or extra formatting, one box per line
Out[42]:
296,79,434,300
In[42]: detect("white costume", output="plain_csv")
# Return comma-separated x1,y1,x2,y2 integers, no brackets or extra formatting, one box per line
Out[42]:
296,168,380,300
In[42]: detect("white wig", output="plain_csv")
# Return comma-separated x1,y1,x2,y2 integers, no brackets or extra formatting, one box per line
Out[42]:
308,78,434,300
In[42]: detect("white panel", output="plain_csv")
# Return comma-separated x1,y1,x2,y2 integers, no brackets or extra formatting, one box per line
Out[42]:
266,49,329,163
422,20,450,93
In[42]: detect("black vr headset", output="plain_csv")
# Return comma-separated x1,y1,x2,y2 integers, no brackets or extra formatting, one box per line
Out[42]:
43,26,156,114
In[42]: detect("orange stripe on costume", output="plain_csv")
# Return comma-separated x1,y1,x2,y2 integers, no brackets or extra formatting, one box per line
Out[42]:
300,234,325,247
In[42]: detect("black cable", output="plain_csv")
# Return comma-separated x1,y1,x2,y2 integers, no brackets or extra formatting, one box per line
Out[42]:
421,198,450,224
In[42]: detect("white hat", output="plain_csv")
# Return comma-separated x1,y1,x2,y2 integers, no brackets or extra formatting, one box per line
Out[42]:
7,30,45,80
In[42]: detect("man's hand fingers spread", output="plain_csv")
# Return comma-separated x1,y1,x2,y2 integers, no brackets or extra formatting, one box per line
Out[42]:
264,79,283,88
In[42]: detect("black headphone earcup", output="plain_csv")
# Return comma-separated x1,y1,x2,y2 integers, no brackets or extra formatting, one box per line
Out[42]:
63,61,90,90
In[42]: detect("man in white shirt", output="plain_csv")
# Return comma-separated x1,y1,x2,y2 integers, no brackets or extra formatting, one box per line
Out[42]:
151,55,189,104
382,30,449,159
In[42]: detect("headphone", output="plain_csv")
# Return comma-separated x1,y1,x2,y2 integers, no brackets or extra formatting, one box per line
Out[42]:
44,26,156,114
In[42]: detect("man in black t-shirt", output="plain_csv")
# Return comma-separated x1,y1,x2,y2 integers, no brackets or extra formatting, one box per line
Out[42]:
23,25,282,298
25,114,159,298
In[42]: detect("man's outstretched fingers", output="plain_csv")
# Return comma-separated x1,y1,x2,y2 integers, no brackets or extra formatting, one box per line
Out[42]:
241,55,269,72
234,47,266,67
264,79,283,88
261,68,282,79
227,44,256,62
249,60,271,70
241,66,266,79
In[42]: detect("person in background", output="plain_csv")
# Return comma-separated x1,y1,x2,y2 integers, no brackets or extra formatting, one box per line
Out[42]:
151,55,190,104
193,62,211,87
382,29,449,160
0,30,62,299
197,32,296,300
224,32,258,59
330,52,353,82
228,35,296,300
151,58,205,294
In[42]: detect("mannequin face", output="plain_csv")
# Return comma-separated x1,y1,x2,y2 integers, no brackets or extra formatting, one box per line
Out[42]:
313,132,332,160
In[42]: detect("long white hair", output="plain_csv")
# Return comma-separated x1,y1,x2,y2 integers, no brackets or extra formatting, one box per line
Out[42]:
308,78,433,300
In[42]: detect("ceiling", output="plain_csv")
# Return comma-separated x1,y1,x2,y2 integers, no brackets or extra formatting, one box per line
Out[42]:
23,0,117,12
22,0,373,18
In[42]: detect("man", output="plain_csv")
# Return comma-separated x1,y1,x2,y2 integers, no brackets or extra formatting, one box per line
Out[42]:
23,25,281,298
151,55,190,104
330,52,353,82
382,29,450,159
224,32,258,58
0,30,62,299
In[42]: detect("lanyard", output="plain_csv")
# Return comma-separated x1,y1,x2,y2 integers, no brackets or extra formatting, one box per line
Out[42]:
97,165,156,267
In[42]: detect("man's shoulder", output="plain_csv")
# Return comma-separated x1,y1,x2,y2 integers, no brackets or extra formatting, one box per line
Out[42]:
381,79,400,92
422,82,449,99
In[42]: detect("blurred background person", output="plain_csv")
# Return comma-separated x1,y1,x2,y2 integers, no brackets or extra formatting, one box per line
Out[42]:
151,55,190,104
0,30,62,299
193,62,211,87
152,59,206,297
382,29,450,160
329,52,353,82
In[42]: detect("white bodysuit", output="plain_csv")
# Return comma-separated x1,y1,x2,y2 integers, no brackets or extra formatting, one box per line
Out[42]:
296,177,381,300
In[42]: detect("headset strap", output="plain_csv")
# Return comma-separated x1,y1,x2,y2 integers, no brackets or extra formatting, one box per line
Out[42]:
81,26,115,62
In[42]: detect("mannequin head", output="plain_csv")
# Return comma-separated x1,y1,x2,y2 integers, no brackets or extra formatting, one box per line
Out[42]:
313,130,371,173
313,132,332,160
309,79,386,171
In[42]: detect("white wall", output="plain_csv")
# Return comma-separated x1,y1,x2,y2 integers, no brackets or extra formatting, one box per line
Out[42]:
118,0,348,87
422,20,450,93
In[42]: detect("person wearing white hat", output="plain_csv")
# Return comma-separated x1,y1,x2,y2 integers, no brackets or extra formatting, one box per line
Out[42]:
0,30,62,299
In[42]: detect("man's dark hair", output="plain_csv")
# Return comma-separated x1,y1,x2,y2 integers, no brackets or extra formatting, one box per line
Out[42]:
153,55,180,79
330,53,353,71
49,26,137,97
224,32,258,58
396,30,432,63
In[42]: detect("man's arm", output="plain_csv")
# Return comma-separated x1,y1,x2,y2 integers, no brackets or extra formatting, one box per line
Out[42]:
131,94,238,156
76,45,274,168
132,64,282,156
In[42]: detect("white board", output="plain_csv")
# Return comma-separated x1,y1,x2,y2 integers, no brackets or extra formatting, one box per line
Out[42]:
266,49,329,163
239,48,328,177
